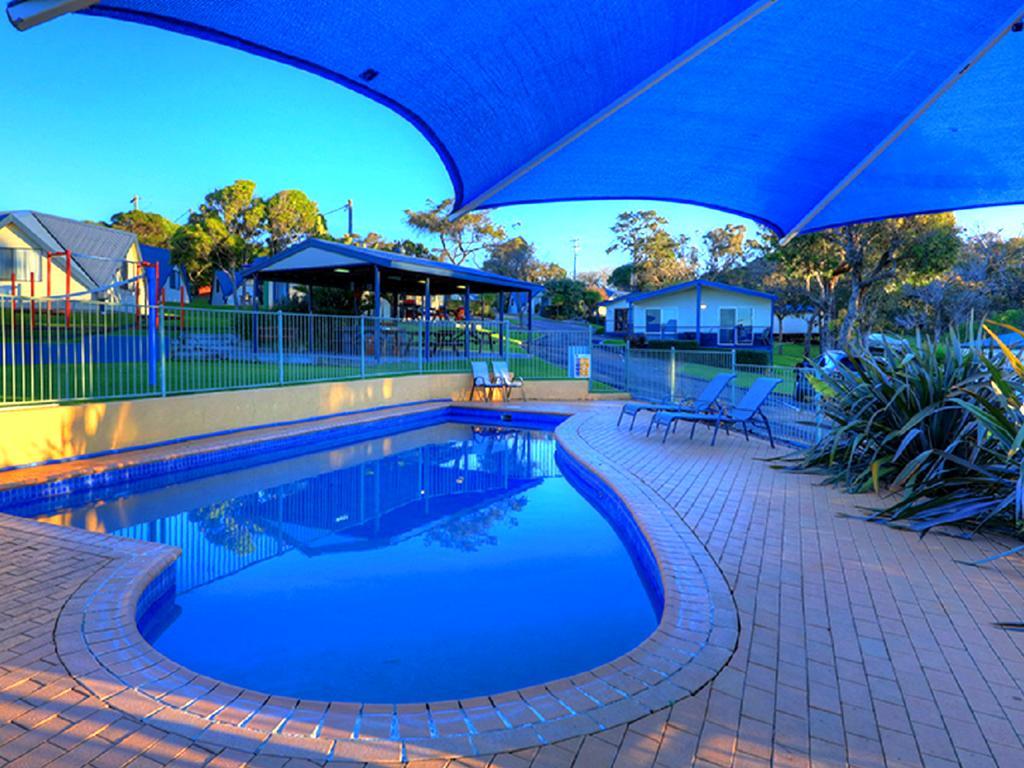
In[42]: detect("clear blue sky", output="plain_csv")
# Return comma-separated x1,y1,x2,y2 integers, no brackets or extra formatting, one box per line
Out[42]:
3,14,1023,276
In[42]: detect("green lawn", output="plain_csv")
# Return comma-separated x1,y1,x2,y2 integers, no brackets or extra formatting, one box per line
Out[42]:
773,342,819,367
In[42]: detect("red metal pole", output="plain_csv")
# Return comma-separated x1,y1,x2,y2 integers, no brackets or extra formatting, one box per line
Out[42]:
10,272,15,332
46,253,52,318
65,250,71,329
29,272,35,330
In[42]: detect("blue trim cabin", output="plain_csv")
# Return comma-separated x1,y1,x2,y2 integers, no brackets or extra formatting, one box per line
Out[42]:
604,279,775,351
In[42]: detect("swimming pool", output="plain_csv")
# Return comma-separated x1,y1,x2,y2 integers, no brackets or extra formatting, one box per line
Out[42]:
16,412,662,703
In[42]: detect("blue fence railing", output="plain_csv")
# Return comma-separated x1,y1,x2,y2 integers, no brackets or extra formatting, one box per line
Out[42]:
590,343,824,446
0,296,592,406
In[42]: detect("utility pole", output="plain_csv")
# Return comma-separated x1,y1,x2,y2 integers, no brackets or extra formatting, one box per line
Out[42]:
130,195,140,211
570,238,580,280
344,199,354,236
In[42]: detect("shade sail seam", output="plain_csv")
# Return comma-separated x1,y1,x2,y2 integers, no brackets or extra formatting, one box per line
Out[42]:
779,2,1024,243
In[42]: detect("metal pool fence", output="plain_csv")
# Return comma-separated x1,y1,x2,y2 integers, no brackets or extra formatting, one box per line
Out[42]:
0,296,826,446
0,297,592,406
589,343,826,446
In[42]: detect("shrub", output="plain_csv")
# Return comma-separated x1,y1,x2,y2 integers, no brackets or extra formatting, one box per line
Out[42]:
880,324,1024,531
793,327,1024,533
735,349,770,365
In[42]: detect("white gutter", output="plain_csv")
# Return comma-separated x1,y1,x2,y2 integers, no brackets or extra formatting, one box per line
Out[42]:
7,0,99,31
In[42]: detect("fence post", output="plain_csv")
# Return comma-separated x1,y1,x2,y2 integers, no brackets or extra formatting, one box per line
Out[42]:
276,310,284,385
729,347,738,405
669,345,676,401
359,316,366,379
158,305,167,397
624,338,631,393
418,319,424,373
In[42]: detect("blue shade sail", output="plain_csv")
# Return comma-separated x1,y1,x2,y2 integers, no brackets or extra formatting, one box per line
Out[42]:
9,0,1024,235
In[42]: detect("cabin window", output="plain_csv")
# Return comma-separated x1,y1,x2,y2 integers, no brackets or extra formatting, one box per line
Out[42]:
644,308,661,335
613,308,629,332
719,307,754,345
0,248,45,283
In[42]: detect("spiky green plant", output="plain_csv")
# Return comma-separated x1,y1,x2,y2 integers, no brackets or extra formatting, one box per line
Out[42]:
878,323,1024,532
798,330,987,492
797,325,1024,533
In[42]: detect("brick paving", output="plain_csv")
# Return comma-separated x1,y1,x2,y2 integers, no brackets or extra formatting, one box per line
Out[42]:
2,402,1024,766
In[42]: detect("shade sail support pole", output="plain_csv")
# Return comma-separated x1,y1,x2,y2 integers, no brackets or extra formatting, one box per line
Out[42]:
779,5,1024,245
450,0,780,219
7,0,99,31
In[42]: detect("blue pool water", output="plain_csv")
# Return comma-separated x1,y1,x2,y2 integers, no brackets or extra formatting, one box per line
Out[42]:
19,415,660,702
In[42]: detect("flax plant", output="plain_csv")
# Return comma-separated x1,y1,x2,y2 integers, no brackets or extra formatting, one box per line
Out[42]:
798,324,1024,534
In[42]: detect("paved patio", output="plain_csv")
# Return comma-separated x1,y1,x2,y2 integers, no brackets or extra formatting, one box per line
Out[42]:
2,402,1024,767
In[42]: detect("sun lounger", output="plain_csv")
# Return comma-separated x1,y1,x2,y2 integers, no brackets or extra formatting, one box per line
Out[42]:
651,376,782,448
617,372,735,431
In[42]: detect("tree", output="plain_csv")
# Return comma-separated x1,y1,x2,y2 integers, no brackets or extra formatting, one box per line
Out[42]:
765,268,814,351
542,278,601,320
200,179,265,244
609,263,634,291
529,261,568,284
575,269,609,292
826,215,960,345
108,210,178,249
482,237,537,281
263,190,327,254
405,198,506,265
896,232,1024,337
606,210,697,291
702,224,754,278
771,232,848,351
170,180,264,289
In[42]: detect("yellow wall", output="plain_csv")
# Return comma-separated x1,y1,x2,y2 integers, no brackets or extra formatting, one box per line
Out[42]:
0,226,31,248
0,222,92,298
0,374,593,468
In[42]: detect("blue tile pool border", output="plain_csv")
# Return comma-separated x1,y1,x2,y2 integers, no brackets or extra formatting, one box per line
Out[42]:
0,405,571,512
32,407,739,761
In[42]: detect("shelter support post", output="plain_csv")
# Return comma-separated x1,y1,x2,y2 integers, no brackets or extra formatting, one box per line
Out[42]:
373,266,381,362
306,283,314,354
498,290,505,357
464,286,471,359
423,277,431,365
251,279,260,356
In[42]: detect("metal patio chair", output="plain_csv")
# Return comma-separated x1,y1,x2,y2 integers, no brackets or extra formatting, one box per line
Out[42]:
470,361,505,401
492,360,526,401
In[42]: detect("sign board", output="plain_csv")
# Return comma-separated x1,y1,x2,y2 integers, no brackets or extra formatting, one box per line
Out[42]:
568,346,591,379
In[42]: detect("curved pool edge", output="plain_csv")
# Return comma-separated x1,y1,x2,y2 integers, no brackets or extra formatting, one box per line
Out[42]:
49,408,739,764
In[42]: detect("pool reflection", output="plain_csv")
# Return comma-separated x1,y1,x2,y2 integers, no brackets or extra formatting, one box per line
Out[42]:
37,424,557,594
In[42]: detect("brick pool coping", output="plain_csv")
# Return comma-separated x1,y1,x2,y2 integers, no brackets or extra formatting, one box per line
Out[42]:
10,402,739,764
